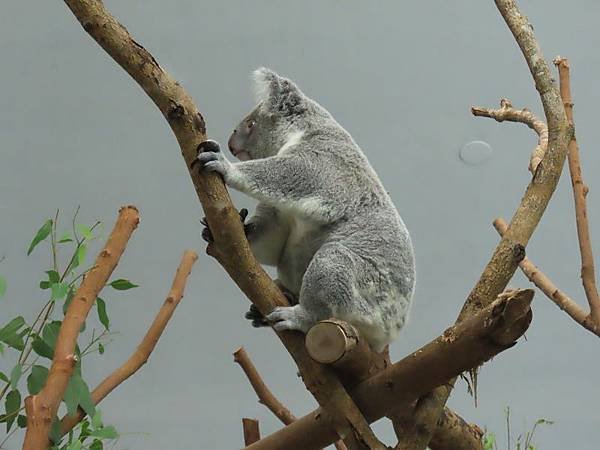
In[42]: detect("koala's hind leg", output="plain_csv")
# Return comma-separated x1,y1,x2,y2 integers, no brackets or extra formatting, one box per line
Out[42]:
267,244,359,334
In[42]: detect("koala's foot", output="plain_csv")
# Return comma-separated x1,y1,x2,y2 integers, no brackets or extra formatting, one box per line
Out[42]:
201,208,249,243
266,305,314,332
244,280,297,327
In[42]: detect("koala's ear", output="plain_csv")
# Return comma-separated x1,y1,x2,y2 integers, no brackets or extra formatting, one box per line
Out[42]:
252,67,307,117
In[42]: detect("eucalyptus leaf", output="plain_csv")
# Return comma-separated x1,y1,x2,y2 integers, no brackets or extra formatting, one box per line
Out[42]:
27,219,53,256
9,364,22,390
63,375,80,417
76,224,93,241
27,365,49,395
46,270,60,284
96,298,109,331
89,440,103,450
98,343,104,355
109,279,138,290
58,231,73,244
32,337,54,359
0,371,8,383
91,410,102,429
5,389,21,432
17,414,27,428
51,282,69,302
90,425,118,440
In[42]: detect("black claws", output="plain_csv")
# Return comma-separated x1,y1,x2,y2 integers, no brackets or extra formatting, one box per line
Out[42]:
191,140,221,171
201,208,250,243
243,283,298,328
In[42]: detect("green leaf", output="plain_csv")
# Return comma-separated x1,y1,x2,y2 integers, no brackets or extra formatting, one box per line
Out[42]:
17,414,27,428
58,231,73,244
64,374,95,418
77,377,96,418
90,425,118,440
0,276,6,299
51,282,69,301
27,219,53,256
63,375,80,417
49,418,62,445
32,336,54,359
0,316,26,350
89,440,103,450
74,244,87,269
0,371,8,383
27,365,49,395
5,389,21,432
40,280,50,290
66,440,82,450
98,343,104,355
43,321,61,349
109,279,138,291
63,289,74,315
96,298,109,331
76,224,93,241
46,270,60,284
91,410,102,429
9,364,22,390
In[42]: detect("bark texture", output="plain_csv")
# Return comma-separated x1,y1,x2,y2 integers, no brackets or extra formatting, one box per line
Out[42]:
59,250,198,435
23,206,140,450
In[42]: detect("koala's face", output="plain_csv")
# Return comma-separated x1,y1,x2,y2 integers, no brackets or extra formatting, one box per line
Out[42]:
228,105,281,161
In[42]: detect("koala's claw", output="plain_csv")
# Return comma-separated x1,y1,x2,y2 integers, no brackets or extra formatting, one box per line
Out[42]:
196,139,221,154
201,208,249,244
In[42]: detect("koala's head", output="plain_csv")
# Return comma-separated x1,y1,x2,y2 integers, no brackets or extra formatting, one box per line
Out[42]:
228,68,328,161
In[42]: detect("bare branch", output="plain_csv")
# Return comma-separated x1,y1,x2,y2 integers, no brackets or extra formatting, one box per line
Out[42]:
243,418,261,446
59,250,198,435
401,1,573,447
245,290,534,450
23,206,140,450
234,347,297,426
553,57,600,323
494,218,599,335
472,98,548,173
62,1,383,447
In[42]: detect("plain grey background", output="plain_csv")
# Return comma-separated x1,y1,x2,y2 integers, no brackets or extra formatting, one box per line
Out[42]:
2,1,599,449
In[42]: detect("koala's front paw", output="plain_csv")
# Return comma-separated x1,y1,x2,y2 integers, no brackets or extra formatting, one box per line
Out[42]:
245,304,269,328
201,208,250,243
193,140,231,176
266,306,305,332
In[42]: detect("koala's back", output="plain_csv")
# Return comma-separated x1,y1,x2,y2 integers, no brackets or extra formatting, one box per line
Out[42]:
276,133,415,350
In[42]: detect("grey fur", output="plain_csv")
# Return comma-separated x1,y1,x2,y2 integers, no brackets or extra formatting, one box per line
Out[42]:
198,68,415,352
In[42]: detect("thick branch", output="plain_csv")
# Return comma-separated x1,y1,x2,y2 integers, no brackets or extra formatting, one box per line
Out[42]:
59,250,198,435
245,290,533,450
553,57,600,323
23,206,140,450
62,1,381,447
305,320,483,450
494,218,599,336
472,98,548,173
403,1,572,447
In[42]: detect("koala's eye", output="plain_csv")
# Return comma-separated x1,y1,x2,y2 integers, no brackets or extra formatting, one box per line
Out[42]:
246,120,256,130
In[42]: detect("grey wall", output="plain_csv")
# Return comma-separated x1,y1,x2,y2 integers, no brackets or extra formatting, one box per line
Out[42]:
2,1,599,449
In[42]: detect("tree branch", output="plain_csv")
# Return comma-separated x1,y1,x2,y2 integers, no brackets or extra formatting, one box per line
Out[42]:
399,1,572,447
22,206,140,450
244,290,534,450
305,320,483,450
61,1,382,448
553,57,600,324
59,249,198,435
472,98,548,173
243,418,261,446
494,218,599,335
234,347,348,450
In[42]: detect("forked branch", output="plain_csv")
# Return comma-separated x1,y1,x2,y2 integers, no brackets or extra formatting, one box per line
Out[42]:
59,250,199,435
23,206,140,450
472,99,548,173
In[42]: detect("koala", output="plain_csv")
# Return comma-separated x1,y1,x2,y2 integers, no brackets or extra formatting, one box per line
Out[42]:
197,68,415,352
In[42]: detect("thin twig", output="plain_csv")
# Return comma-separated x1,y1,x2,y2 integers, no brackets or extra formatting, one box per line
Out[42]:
59,250,198,435
494,218,599,335
22,206,140,450
553,57,600,324
233,347,348,450
472,98,548,173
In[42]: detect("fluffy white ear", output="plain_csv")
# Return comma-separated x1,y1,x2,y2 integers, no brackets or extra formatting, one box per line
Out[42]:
252,67,280,104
